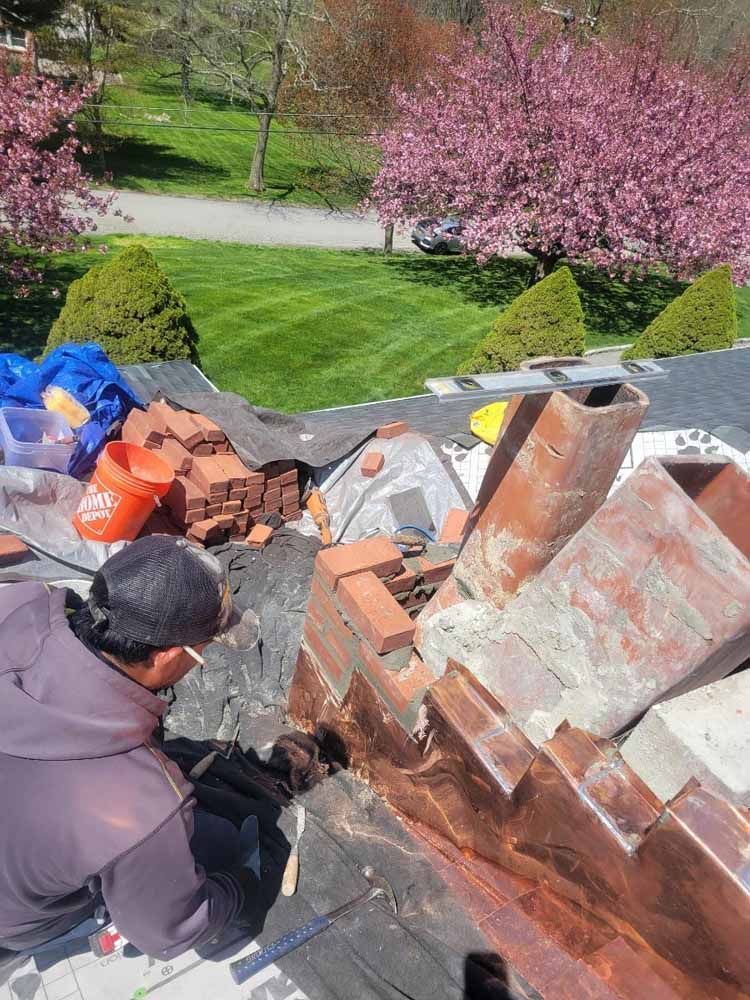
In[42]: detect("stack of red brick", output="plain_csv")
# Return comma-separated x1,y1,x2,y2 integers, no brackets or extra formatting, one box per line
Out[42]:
301,536,455,728
122,401,301,546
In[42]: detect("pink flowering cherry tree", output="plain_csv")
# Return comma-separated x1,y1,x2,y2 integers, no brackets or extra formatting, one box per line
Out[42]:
370,5,750,283
0,61,117,296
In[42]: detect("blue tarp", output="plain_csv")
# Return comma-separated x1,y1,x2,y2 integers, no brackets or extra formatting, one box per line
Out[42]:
0,343,143,478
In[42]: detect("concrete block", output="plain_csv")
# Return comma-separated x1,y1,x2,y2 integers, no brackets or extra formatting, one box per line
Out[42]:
621,670,750,807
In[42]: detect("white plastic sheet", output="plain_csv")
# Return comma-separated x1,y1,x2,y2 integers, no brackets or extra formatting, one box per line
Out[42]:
298,432,467,544
0,466,125,581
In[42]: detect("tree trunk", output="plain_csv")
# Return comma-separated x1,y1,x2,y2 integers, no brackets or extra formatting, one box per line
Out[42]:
178,0,192,103
384,223,394,255
529,252,561,285
248,0,292,193
249,112,271,191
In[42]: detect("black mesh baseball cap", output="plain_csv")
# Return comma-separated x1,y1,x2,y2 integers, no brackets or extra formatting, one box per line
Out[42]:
89,535,259,650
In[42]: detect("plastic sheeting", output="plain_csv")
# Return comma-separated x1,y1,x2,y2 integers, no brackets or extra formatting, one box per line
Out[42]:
0,343,141,478
0,467,124,582
300,432,468,544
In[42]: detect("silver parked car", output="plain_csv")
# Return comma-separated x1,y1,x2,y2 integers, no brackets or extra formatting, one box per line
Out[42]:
411,216,464,254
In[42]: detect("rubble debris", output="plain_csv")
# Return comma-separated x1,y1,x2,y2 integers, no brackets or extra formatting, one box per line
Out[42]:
120,402,302,546
361,451,385,477
420,455,750,743
0,534,29,565
621,669,750,807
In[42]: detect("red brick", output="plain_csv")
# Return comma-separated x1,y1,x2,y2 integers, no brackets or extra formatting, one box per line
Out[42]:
284,510,303,522
146,401,176,435
229,487,248,501
282,502,301,515
214,440,230,454
215,453,255,487
376,421,409,439
245,484,263,501
230,533,246,543
338,571,415,653
222,499,242,514
209,490,228,504
123,409,165,448
233,512,250,534
189,456,229,494
361,452,385,478
280,469,298,486
121,420,146,449
166,476,205,512
264,500,283,513
0,534,29,564
384,567,418,595
358,645,434,725
159,437,193,475
187,518,220,543
192,442,214,457
303,620,353,694
418,556,455,585
281,486,299,501
247,524,273,549
215,513,235,531
316,537,403,591
205,502,223,517
264,487,282,502
180,507,206,526
439,508,469,545
267,476,283,491
246,471,265,488
165,408,204,450
191,412,225,443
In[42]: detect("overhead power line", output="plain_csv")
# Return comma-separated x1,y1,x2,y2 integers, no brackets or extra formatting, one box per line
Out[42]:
68,118,384,137
81,103,394,119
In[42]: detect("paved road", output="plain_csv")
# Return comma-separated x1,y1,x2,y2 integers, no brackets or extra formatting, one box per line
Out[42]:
88,189,416,251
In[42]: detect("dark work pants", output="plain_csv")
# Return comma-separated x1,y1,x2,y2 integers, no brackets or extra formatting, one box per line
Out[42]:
18,808,242,958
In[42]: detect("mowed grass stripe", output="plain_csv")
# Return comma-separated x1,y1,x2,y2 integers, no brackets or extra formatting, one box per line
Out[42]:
5,235,748,414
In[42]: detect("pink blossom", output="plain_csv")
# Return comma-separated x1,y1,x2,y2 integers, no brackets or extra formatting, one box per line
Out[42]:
369,5,750,282
0,61,115,290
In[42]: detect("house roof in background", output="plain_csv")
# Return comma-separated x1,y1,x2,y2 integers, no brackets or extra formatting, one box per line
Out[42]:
120,348,750,447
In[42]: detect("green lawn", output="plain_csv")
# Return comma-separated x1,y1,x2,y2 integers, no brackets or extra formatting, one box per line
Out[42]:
3,236,749,413
86,70,349,206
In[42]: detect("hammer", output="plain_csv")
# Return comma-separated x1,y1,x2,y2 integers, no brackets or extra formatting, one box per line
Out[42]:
229,865,397,986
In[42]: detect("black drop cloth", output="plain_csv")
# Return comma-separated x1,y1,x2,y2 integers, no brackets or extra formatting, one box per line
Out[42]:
167,391,378,470
163,531,321,743
165,734,526,1000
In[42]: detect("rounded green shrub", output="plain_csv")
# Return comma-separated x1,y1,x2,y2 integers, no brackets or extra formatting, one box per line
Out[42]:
44,244,196,365
623,265,737,360
458,266,585,374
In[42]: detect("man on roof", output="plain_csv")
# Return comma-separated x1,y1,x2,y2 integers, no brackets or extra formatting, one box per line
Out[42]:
0,535,261,962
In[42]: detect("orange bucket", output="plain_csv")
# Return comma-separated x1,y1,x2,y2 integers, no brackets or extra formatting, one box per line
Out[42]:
74,442,175,542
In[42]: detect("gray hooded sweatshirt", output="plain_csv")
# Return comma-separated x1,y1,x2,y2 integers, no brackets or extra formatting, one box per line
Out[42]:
0,582,242,958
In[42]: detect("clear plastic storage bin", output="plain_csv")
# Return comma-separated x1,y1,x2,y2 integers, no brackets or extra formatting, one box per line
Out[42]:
0,407,75,473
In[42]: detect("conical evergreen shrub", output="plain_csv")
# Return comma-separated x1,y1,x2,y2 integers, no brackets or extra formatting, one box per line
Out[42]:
458,266,585,374
623,265,737,360
45,244,196,365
